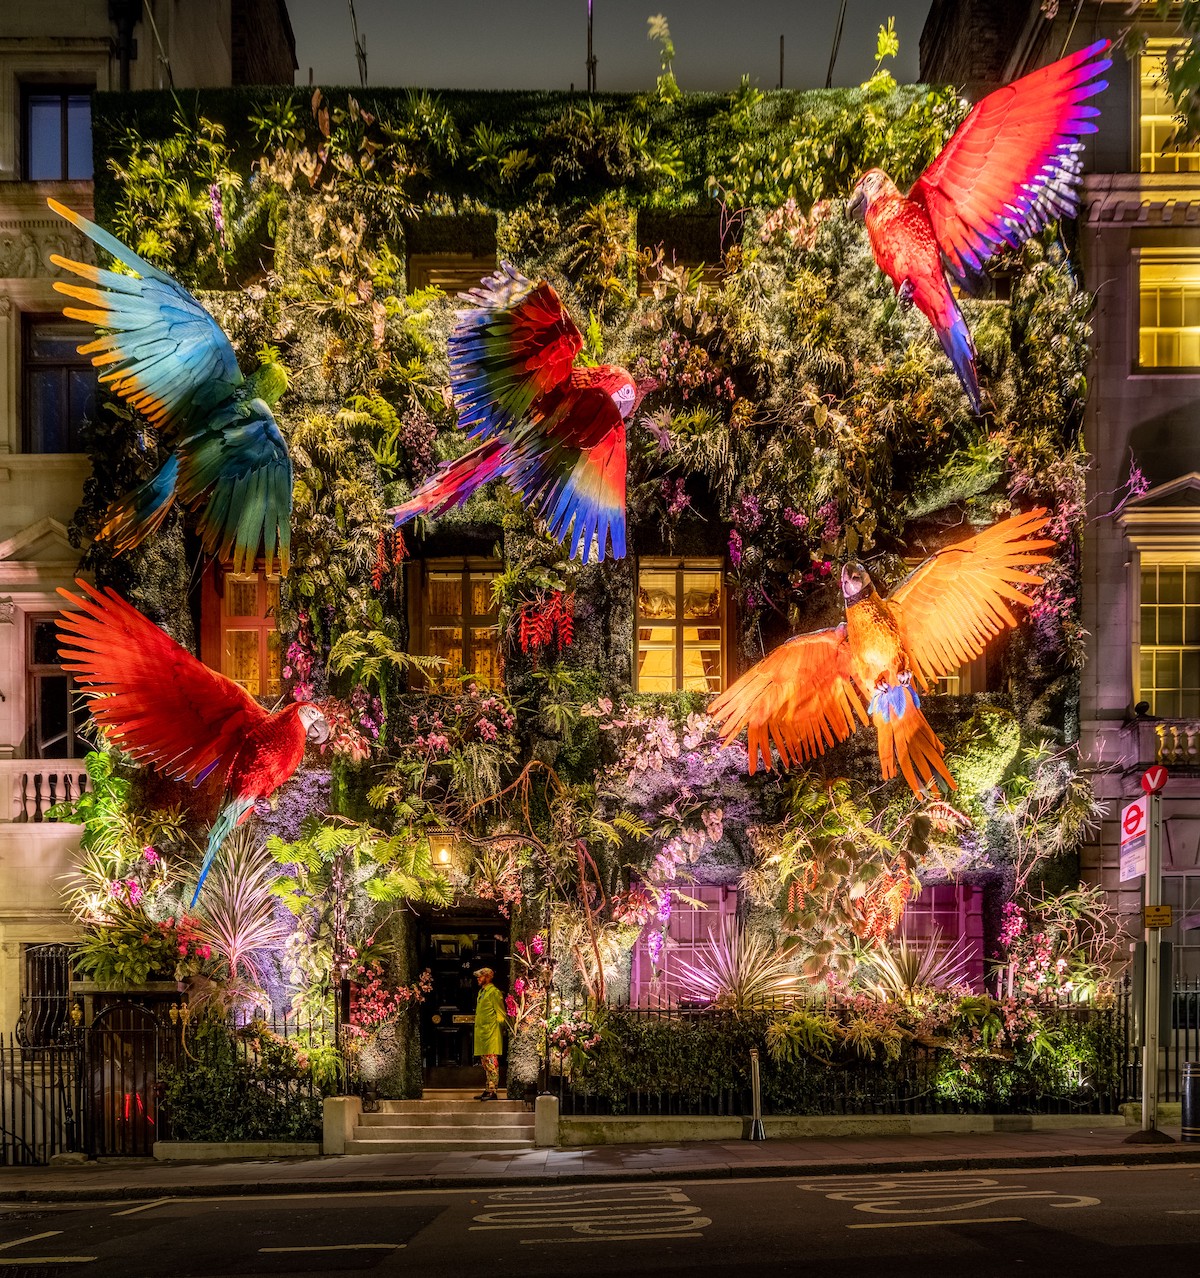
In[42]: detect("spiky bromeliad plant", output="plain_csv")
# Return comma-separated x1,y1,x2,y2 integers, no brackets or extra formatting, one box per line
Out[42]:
855,931,974,1006
674,921,801,1011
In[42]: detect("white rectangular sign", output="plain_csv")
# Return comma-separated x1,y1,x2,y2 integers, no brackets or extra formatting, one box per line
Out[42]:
1120,796,1148,883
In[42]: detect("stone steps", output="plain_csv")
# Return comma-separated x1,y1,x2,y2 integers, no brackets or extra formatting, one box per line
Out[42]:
343,1088,536,1155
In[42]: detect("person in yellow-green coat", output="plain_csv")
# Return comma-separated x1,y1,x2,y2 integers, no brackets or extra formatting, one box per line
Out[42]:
473,967,507,1100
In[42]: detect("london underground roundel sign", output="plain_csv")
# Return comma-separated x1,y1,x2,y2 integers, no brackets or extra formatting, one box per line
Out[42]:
1141,764,1169,796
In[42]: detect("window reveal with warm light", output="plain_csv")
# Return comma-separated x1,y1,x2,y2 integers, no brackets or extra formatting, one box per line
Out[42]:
1139,42,1200,174
635,560,725,694
1138,252,1200,369
219,571,282,699
1139,560,1200,717
413,560,501,690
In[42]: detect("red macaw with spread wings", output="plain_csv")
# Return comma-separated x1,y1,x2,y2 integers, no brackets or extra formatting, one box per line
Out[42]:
847,40,1111,412
57,580,329,905
710,511,1054,796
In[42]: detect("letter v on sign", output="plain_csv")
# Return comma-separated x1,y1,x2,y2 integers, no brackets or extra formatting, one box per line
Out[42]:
1141,764,1168,795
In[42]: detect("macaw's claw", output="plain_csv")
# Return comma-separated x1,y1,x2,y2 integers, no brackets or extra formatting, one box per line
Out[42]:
898,279,915,311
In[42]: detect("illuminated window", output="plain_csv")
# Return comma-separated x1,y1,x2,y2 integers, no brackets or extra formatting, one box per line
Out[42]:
1139,560,1200,717
410,559,502,690
202,569,282,699
630,886,739,1005
1139,43,1200,173
898,882,984,989
637,211,725,296
23,318,99,453
26,615,89,758
635,559,725,694
932,652,987,696
407,253,499,295
405,215,497,295
1139,252,1200,368
22,84,93,180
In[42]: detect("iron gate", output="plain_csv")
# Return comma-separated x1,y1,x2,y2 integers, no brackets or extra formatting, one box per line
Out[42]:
0,1035,82,1164
84,1003,174,1157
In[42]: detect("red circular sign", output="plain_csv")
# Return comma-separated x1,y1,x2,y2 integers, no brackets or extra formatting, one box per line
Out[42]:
1142,765,1169,795
1123,803,1145,836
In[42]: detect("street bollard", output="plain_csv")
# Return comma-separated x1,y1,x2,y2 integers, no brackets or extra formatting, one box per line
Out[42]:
746,1047,765,1141
1184,1061,1200,1143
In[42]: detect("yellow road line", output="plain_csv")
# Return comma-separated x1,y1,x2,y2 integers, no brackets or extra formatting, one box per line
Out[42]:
259,1243,406,1252
0,1257,96,1266
111,1199,173,1217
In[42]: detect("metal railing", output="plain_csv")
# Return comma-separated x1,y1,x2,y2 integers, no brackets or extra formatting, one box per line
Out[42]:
0,1035,82,1165
552,990,1133,1119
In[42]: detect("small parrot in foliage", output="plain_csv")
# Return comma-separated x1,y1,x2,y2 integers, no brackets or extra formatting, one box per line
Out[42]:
390,263,649,561
57,580,328,905
710,510,1053,797
847,40,1111,412
47,200,293,575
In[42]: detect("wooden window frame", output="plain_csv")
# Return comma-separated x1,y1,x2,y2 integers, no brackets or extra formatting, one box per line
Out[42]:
21,315,98,454
629,885,739,1006
407,557,503,691
634,557,726,694
200,565,282,701
1137,41,1200,175
20,82,93,181
1136,557,1200,718
25,612,87,760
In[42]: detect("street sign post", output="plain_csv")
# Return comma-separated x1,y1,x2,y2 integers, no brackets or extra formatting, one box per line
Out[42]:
1127,766,1174,1144
1120,796,1148,883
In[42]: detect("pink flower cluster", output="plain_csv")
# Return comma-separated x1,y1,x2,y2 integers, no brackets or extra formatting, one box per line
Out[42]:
284,611,317,703
347,963,433,1034
644,330,737,405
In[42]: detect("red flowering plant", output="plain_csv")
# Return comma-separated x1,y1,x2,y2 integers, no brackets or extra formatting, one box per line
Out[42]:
516,590,575,665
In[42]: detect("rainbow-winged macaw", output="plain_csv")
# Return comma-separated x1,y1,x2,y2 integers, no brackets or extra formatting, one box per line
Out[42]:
47,200,292,575
710,511,1053,796
847,40,1111,412
390,263,646,560
57,580,328,904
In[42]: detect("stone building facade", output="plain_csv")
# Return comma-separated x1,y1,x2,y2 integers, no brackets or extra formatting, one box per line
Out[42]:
923,0,1200,979
0,0,295,1033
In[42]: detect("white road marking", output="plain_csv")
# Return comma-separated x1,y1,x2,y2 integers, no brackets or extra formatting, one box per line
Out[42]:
259,1244,406,1253
0,1233,60,1252
847,1216,1026,1230
471,1185,710,1243
111,1199,173,1217
798,1174,1099,1215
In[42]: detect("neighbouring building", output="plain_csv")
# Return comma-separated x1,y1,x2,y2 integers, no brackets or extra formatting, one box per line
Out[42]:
0,0,296,1035
923,0,1200,979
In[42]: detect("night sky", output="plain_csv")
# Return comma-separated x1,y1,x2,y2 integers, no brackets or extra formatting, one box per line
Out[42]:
286,1,935,93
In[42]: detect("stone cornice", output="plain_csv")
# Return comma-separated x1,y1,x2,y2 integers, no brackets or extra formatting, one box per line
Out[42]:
1082,173,1200,226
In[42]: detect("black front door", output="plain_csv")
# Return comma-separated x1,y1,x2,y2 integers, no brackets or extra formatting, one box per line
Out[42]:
418,910,509,1088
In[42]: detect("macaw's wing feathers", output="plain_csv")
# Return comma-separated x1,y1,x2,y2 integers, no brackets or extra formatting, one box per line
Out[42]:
47,199,243,433
909,39,1111,290
56,580,268,784
889,508,1054,686
176,400,293,576
505,387,627,560
390,436,510,525
709,627,867,775
450,262,583,441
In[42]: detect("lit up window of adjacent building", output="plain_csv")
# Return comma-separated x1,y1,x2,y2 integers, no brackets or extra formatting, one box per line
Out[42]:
201,569,282,700
1139,42,1200,173
635,559,724,694
1139,560,1200,717
410,559,502,690
1138,253,1200,369
932,652,987,696
26,615,89,758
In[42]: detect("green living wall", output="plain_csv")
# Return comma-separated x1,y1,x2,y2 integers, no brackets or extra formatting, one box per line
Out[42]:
62,65,1115,1092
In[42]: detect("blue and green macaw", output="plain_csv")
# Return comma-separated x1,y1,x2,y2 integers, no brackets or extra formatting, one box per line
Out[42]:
47,199,292,575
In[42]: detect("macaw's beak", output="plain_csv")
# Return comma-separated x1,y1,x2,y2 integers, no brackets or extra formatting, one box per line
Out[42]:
307,713,330,746
846,187,867,222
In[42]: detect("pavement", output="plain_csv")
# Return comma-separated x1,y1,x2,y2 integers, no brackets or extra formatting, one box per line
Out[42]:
2,1123,1198,1202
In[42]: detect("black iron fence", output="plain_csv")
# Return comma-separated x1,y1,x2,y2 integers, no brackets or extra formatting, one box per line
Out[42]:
0,1036,82,1165
552,989,1134,1119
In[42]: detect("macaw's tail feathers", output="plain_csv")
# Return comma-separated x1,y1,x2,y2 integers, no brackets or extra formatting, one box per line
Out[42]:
389,437,510,527
935,302,982,414
870,685,956,797
191,795,255,908
99,453,179,555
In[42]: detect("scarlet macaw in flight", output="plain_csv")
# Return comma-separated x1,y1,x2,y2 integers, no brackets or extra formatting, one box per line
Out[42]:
390,263,647,561
57,581,328,905
710,511,1054,796
47,200,293,575
847,40,1111,412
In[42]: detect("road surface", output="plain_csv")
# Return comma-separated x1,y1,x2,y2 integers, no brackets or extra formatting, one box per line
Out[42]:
0,1163,1197,1275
